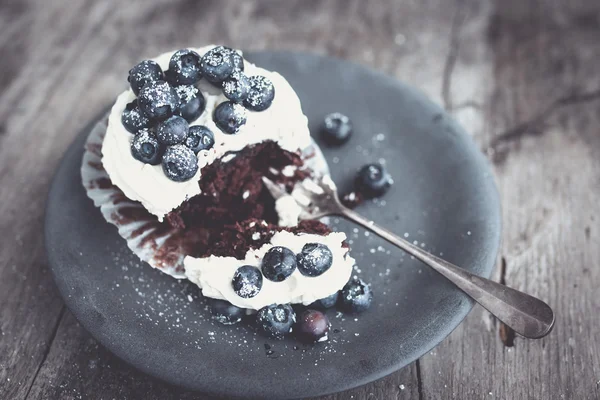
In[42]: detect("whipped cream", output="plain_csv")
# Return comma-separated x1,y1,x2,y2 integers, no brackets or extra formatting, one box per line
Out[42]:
184,231,354,310
102,46,311,221
275,195,303,227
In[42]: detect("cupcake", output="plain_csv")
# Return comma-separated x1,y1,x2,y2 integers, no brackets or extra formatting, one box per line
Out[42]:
82,45,361,334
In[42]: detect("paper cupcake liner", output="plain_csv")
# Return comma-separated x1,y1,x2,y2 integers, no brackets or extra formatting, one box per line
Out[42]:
81,113,330,279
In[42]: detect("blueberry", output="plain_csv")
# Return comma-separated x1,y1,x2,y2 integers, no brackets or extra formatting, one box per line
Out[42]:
185,125,214,154
256,304,296,339
209,299,245,325
121,101,150,133
309,292,339,309
128,60,163,95
161,144,198,182
221,47,244,71
200,46,235,83
222,70,250,103
168,49,202,85
355,163,392,198
213,101,247,134
244,75,275,111
261,246,296,282
137,80,180,121
130,128,163,165
232,265,263,298
322,112,352,145
226,48,244,71
296,243,333,277
156,115,189,145
175,85,205,122
340,277,373,313
297,309,331,342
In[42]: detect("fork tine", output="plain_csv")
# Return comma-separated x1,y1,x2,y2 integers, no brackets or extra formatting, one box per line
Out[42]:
261,176,287,200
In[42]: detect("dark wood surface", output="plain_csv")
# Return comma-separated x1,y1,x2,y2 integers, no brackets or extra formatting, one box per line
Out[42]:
1,0,599,399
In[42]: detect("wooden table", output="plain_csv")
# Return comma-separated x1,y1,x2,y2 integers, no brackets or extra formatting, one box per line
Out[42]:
1,0,599,398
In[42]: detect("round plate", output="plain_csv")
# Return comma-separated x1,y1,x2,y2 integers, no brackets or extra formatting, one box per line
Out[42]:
45,51,501,399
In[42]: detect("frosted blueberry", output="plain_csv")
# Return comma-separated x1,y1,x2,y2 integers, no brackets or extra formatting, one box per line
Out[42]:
297,243,333,277
213,101,247,134
232,265,263,298
128,60,163,95
261,246,296,282
130,128,163,165
167,49,202,85
256,304,296,339
184,125,214,154
161,144,198,182
244,75,275,111
137,80,180,121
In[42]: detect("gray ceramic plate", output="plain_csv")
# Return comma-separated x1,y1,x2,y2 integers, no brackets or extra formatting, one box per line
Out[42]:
45,51,501,399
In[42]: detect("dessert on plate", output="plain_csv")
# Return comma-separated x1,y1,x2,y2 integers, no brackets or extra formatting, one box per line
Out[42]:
82,45,377,341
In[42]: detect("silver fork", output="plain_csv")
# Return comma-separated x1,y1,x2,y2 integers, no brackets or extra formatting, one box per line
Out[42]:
262,176,554,339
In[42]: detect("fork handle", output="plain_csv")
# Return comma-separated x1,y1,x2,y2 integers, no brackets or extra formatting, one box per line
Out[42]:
340,207,554,339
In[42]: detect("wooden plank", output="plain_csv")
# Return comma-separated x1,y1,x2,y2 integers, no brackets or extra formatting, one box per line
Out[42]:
417,0,600,399
0,1,117,399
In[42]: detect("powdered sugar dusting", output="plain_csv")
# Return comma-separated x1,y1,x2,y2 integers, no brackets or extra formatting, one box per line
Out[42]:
175,84,199,103
245,75,274,108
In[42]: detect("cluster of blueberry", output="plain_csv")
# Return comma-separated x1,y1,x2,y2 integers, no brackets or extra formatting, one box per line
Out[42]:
121,46,275,182
232,243,334,300
321,112,393,197
212,276,371,342
209,243,372,342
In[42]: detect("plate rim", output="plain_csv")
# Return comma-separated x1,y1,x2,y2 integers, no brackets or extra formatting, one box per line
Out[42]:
45,50,502,399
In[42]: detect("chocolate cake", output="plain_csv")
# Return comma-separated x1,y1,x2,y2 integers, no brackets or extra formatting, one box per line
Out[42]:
163,140,332,260
83,45,371,341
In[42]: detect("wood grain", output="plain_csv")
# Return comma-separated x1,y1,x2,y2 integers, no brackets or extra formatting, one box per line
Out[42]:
417,1,600,399
0,0,598,399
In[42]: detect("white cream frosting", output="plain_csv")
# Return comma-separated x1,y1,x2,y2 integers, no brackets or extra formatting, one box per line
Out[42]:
184,231,354,310
275,195,303,227
102,46,311,221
